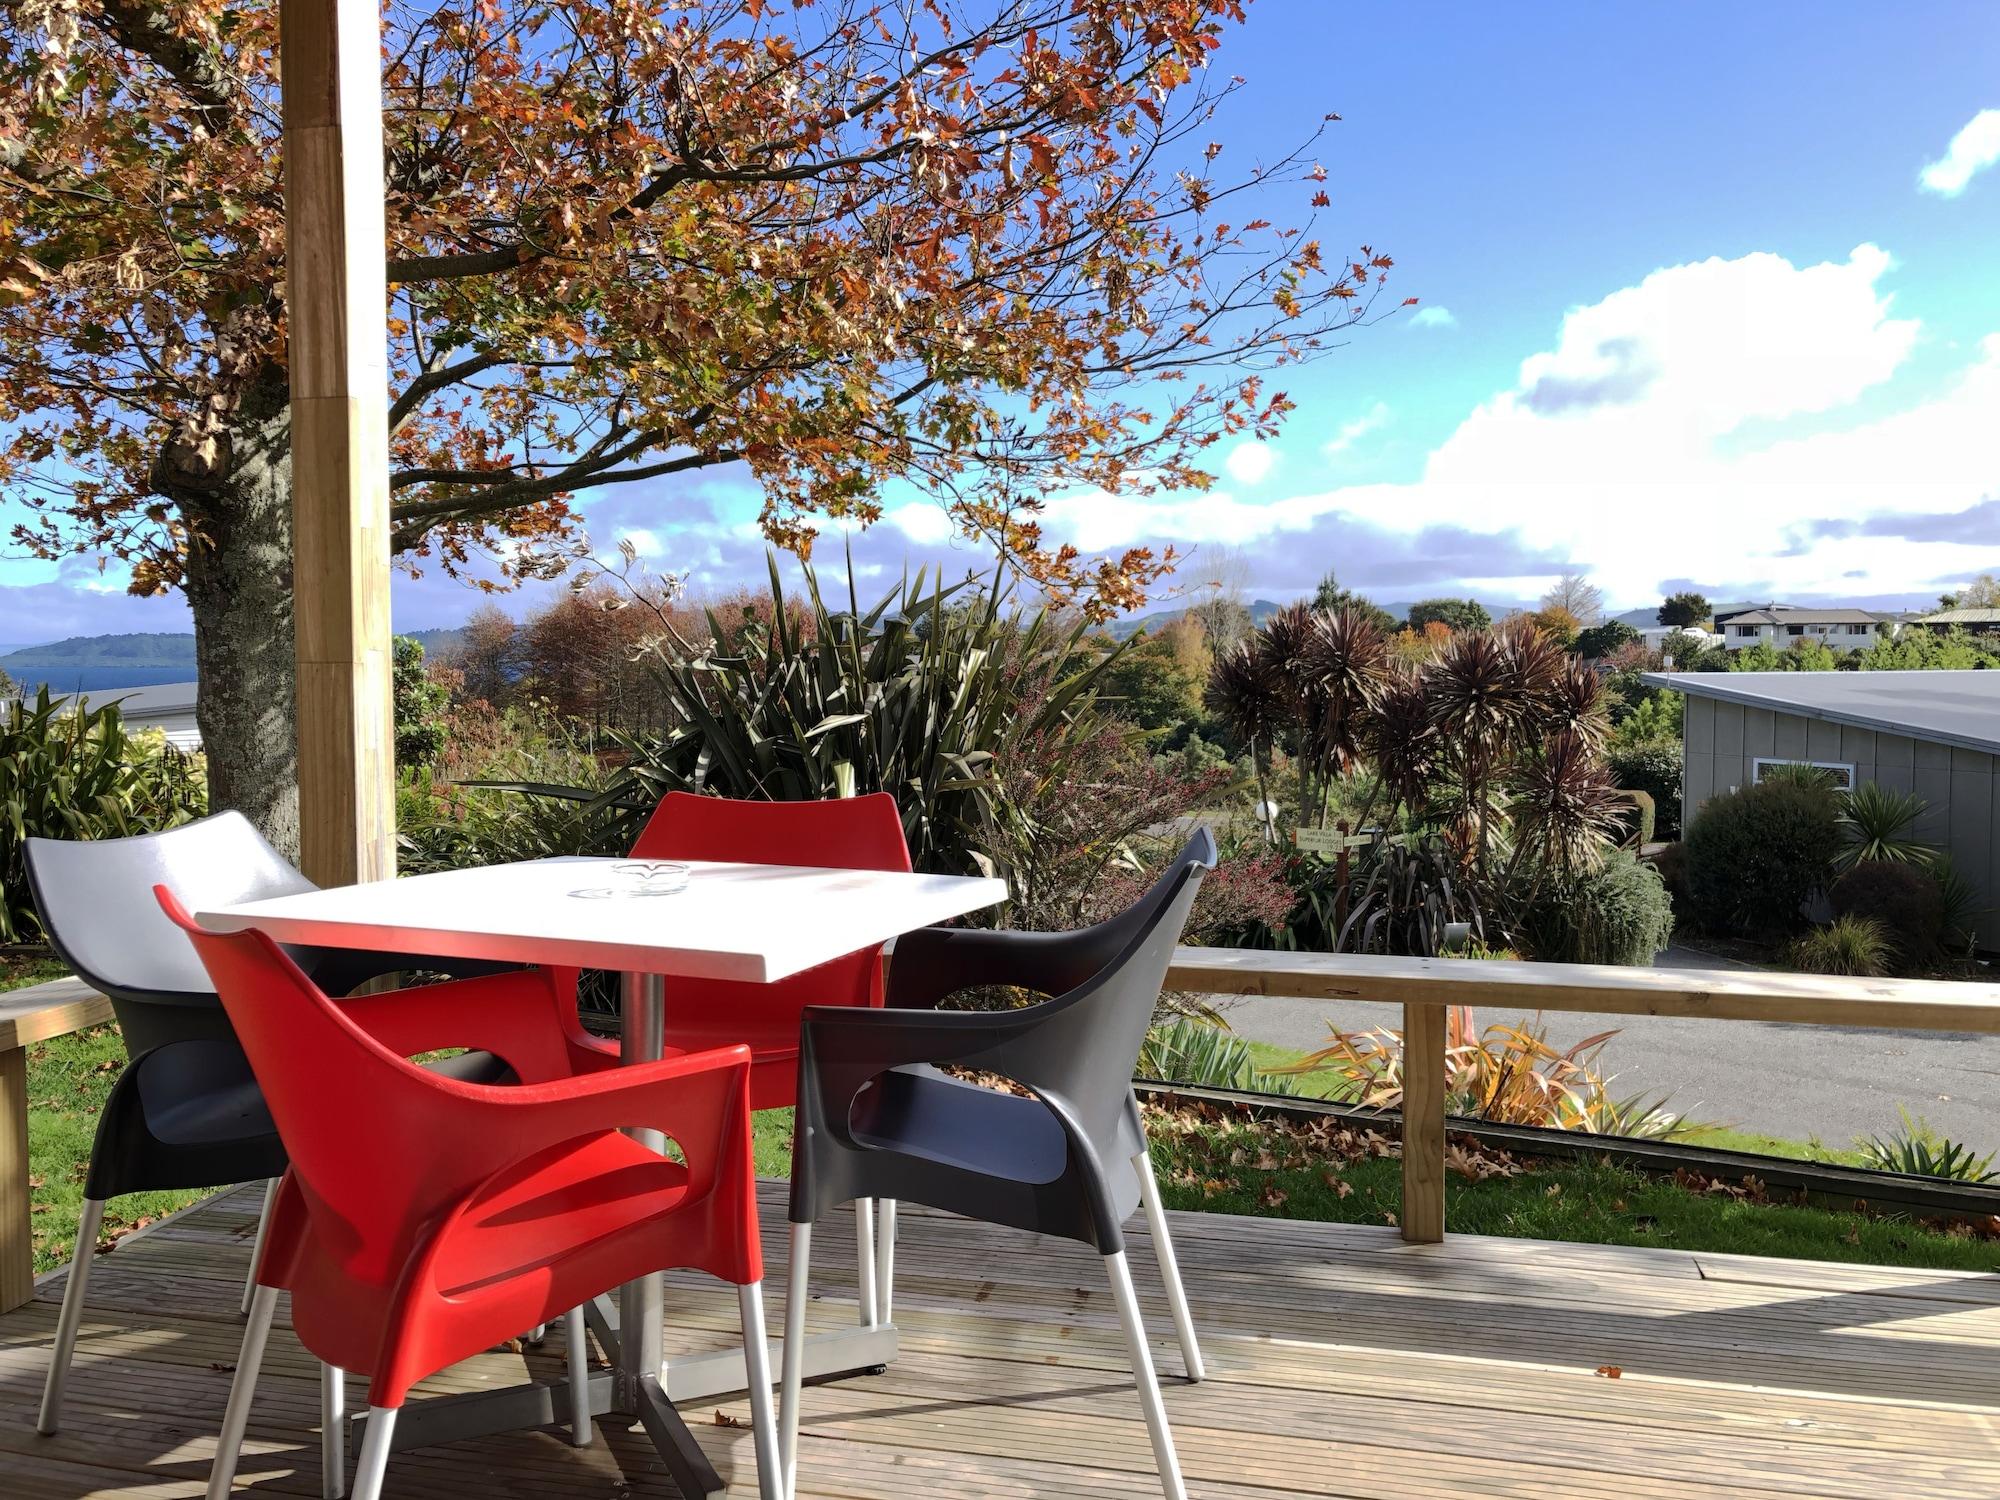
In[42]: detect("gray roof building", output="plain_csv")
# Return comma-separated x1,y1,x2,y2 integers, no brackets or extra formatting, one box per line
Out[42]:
1644,670,2000,946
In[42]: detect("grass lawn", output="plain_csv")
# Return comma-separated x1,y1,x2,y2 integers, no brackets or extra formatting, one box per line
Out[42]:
1149,1101,2000,1272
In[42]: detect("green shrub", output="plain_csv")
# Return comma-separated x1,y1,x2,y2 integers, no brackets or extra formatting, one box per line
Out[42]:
1138,1018,1301,1097
1516,852,1675,966
1607,738,1682,837
1833,782,1936,871
1829,859,1944,965
1,688,207,942
603,559,1117,883
1933,855,1987,956
1683,779,1843,936
1786,915,1892,977
1649,840,1690,916
1858,1107,2000,1182
1336,835,1490,957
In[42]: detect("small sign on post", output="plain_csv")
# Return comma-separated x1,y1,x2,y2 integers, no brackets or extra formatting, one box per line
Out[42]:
1292,827,1373,858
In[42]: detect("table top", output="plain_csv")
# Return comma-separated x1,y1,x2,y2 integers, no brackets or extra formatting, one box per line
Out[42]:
197,857,1008,984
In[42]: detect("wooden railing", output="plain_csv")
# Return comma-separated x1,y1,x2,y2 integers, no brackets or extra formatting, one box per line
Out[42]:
9,953,1999,1307
1164,948,2000,1245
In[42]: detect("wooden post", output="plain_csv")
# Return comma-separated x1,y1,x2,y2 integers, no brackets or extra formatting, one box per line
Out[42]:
0,1047,31,1312
282,0,396,887
1400,1001,1446,1244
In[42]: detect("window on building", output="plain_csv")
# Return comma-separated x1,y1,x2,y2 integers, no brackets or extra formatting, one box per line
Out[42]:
1751,758,1855,791
1846,623,1869,635
1786,624,1804,636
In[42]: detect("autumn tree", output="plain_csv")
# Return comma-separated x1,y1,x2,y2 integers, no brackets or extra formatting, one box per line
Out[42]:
1,0,1400,851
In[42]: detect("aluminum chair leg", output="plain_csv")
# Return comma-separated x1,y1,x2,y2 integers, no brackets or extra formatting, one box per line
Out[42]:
564,1306,592,1446
37,1195,104,1435
321,1365,346,1498
778,1223,812,1500
242,1178,280,1317
208,1284,279,1500
525,1322,547,1345
738,1281,784,1500
853,1200,878,1327
349,1406,398,1500
1105,1251,1189,1500
1135,1150,1205,1382
874,1200,897,1323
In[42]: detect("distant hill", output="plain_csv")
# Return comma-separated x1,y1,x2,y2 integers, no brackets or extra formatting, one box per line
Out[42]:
1,626,472,695
0,632,197,671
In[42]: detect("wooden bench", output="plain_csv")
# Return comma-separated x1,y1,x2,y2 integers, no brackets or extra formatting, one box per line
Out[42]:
1165,948,2000,1246
0,977,113,1312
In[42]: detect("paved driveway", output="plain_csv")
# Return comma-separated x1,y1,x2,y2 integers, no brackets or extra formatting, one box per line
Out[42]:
1216,944,2000,1153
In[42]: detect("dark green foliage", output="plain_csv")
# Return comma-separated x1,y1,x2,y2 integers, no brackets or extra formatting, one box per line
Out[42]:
1932,855,1986,956
602,559,1117,879
392,635,451,769
1657,592,1711,627
1405,597,1491,634
1311,572,1398,635
1683,779,1843,936
1337,835,1488,956
1829,859,1945,965
1650,841,1690,917
1574,619,1640,659
1,688,207,942
1607,738,1683,836
1516,852,1675,966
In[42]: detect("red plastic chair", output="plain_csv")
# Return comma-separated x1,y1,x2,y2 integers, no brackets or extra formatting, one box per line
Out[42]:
159,890,780,1500
628,791,912,1111
630,792,914,1329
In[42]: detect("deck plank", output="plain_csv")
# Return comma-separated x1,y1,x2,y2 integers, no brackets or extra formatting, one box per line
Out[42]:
2,1181,1997,1498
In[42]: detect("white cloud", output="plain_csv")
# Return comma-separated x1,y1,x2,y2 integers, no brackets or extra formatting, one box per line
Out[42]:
1028,245,2000,602
1224,441,1277,486
887,501,954,545
1409,306,1457,329
1324,402,1391,456
1920,108,2000,197
619,528,664,558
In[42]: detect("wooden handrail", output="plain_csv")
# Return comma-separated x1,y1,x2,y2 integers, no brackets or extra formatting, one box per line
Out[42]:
1162,947,2000,1245
1165,947,2000,1031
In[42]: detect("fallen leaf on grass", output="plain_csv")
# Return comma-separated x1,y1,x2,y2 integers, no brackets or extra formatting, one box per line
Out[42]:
1259,1183,1288,1209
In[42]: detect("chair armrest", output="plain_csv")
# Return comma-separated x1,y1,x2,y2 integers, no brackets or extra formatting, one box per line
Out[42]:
335,968,617,1084
884,924,1125,1011
795,1001,1052,1145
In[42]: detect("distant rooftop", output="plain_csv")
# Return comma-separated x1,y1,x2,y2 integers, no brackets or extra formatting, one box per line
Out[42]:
1641,670,2000,756
1723,607,1888,626
1915,608,2000,626
38,680,199,715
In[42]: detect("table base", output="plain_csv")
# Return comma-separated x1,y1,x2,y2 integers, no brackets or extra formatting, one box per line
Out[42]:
586,1293,899,1401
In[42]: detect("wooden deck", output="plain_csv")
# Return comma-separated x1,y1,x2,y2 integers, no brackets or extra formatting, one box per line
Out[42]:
2,1182,1998,1498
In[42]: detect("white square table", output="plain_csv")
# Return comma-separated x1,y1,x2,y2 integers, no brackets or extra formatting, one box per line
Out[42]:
199,854,1006,1498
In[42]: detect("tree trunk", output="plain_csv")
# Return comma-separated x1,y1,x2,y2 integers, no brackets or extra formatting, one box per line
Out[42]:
177,393,302,860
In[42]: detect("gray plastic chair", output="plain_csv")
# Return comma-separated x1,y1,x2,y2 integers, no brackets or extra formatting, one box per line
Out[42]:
779,829,1216,1500
24,810,511,1450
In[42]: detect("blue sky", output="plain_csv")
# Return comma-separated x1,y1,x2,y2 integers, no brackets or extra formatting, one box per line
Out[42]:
5,0,1998,643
